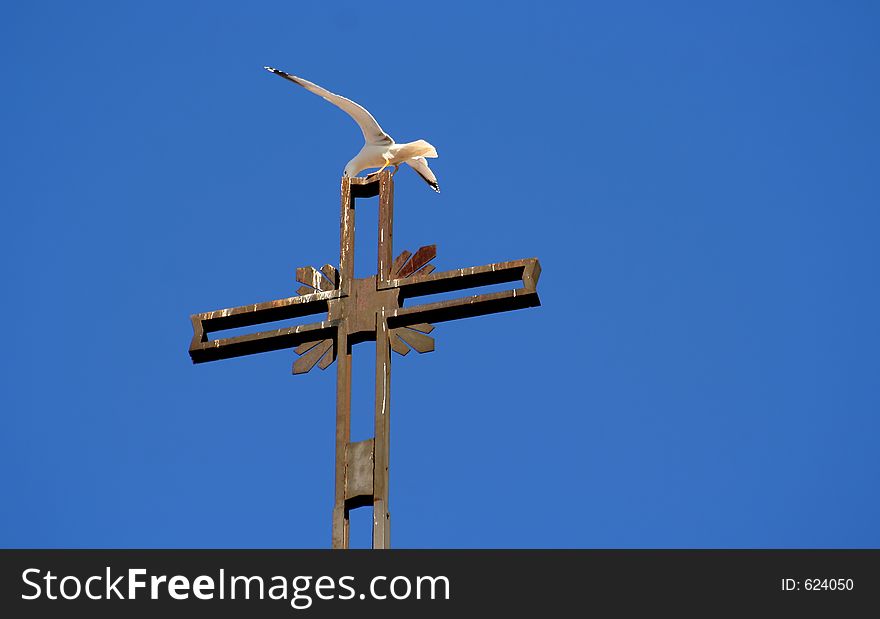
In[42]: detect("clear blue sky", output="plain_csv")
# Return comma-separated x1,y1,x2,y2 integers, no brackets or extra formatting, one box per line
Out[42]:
2,1,878,548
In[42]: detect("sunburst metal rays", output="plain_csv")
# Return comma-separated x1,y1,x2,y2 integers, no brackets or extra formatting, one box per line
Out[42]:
391,244,437,279
295,264,339,296
389,245,437,356
292,264,338,374
291,247,439,373
390,322,435,356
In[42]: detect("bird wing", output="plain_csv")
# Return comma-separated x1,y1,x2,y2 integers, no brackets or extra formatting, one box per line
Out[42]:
405,157,440,193
265,67,393,146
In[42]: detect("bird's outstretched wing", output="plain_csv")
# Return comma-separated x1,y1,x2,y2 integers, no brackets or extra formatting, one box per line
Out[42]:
264,67,393,146
406,157,440,193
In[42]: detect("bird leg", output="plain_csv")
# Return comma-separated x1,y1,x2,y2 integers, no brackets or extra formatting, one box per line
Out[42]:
371,159,391,176
391,164,400,176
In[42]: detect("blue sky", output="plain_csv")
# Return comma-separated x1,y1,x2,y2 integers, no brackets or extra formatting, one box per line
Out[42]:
2,1,878,548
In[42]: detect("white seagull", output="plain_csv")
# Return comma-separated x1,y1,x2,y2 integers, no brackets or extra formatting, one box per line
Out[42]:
264,67,440,193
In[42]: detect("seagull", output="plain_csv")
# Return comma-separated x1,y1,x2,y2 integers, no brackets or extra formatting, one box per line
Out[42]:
264,67,440,193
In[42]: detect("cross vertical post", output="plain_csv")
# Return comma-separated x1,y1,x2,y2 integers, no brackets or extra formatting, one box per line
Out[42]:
332,173,395,549
373,174,394,548
331,175,356,549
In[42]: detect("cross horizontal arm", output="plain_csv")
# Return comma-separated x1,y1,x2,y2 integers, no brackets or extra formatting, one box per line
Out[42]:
189,290,341,363
384,258,541,328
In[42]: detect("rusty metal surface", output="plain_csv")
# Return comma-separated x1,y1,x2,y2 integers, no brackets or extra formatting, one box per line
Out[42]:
296,266,332,291
320,264,339,288
345,438,374,503
332,176,357,549
393,327,435,353
188,169,541,549
395,244,437,279
332,327,351,550
344,276,399,342
390,250,411,276
189,318,337,364
389,333,410,356
388,259,541,327
292,338,333,374
373,311,391,549
372,172,394,549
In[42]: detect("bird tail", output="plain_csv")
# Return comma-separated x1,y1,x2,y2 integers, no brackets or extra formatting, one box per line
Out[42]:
397,139,438,160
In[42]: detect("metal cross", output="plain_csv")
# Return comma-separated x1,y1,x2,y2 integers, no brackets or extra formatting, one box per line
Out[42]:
189,171,541,548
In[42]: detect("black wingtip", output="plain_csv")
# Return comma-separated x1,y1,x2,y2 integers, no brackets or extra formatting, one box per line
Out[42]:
412,169,441,193
264,66,291,79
